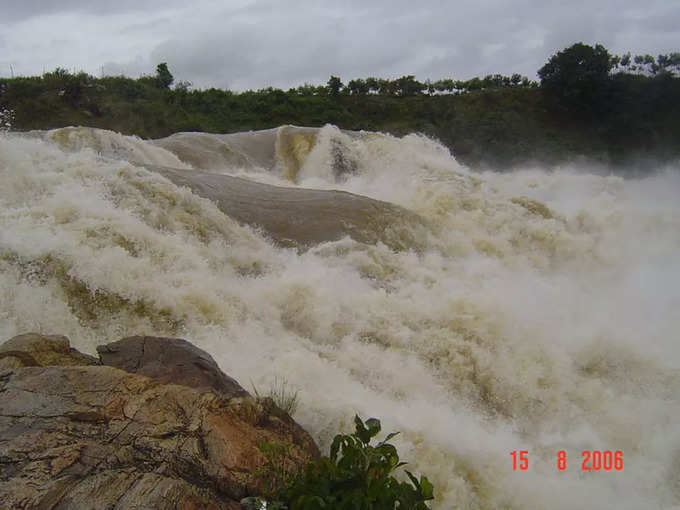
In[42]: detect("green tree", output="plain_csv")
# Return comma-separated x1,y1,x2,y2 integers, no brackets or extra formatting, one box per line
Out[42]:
538,43,613,114
377,78,397,95
365,77,379,93
395,75,426,96
347,78,370,95
434,78,454,92
155,62,174,89
327,75,343,97
424,79,435,95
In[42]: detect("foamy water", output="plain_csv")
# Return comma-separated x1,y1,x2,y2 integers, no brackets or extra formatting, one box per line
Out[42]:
1,125,678,509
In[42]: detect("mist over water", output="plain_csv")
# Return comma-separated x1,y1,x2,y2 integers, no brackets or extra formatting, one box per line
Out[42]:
1,125,679,509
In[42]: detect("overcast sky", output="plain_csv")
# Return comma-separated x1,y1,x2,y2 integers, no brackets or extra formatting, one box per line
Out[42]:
0,0,678,90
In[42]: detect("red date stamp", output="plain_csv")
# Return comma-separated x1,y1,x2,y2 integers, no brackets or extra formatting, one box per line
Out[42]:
510,450,624,471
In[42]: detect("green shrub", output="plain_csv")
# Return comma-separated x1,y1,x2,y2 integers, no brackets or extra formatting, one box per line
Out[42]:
266,415,434,510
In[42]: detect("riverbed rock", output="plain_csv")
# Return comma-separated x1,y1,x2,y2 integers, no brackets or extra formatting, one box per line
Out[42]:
0,333,319,509
150,164,430,251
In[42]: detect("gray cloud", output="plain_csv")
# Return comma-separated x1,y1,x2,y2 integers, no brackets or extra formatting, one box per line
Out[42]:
0,0,678,89
0,0,179,24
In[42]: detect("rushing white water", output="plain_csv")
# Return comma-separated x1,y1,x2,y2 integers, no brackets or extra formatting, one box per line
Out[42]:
1,125,679,509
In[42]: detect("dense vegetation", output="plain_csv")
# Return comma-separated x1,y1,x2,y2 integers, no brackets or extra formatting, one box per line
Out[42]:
1,44,679,170
245,415,434,510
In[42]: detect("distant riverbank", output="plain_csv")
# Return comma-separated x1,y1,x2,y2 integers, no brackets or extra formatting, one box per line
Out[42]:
2,44,679,172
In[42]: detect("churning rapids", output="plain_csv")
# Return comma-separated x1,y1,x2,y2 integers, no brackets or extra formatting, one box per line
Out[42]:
1,125,679,509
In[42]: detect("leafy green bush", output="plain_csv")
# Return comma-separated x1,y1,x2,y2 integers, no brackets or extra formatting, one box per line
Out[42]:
264,415,434,510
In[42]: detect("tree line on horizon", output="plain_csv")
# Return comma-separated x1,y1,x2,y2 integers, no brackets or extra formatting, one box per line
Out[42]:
2,42,678,106
1,42,678,170
5,43,678,100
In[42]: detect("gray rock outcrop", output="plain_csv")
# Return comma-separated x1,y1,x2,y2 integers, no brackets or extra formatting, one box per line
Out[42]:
97,336,248,399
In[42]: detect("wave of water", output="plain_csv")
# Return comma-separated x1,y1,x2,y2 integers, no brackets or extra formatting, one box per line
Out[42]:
1,125,679,509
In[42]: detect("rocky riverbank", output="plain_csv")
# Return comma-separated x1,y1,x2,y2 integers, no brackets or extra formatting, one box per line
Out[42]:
0,333,319,509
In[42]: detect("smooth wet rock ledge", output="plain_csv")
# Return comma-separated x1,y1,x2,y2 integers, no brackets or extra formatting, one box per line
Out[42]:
0,333,319,509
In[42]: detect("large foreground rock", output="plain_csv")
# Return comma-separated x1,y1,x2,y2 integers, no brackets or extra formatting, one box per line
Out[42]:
0,334,318,509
